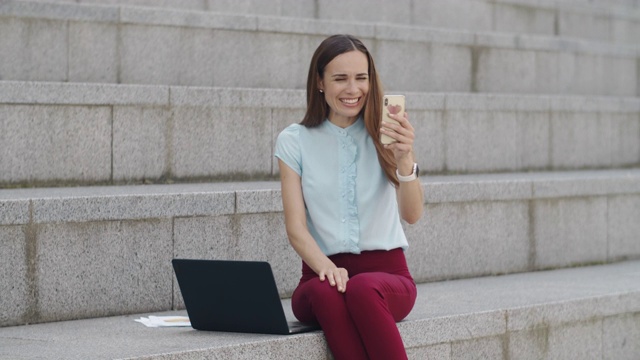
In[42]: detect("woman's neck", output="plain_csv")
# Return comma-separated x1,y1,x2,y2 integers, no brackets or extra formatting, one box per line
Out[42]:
328,116,358,129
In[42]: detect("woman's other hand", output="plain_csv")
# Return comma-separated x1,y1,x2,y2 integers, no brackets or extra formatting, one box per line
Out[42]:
319,266,349,293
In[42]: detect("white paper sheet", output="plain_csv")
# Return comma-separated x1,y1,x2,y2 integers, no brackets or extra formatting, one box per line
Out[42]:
134,316,191,327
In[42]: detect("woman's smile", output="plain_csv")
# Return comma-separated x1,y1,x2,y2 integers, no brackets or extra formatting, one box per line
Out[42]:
340,97,361,106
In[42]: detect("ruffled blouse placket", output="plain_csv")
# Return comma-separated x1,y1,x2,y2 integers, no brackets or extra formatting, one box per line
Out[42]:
334,125,360,253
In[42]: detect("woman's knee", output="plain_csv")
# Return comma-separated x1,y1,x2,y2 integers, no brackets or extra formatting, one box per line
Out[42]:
345,273,416,321
311,278,346,296
345,275,384,307
296,278,346,308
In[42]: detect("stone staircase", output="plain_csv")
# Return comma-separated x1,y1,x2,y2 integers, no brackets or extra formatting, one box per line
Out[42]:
0,0,639,359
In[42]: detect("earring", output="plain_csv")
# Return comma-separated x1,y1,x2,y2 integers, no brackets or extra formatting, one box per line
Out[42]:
319,89,323,93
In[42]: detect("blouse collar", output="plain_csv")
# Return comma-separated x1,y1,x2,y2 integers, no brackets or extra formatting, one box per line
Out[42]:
324,116,365,136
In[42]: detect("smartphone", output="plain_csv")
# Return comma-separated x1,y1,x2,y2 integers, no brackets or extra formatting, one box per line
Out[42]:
381,94,405,145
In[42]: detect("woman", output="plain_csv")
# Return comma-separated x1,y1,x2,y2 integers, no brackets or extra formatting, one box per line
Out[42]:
275,34,424,360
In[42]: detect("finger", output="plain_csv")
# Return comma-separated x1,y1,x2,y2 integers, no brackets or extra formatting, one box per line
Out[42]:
334,274,344,292
318,271,326,282
389,112,414,133
333,272,346,293
382,117,415,138
340,272,349,293
388,111,409,123
327,272,336,287
391,121,415,142
381,128,414,147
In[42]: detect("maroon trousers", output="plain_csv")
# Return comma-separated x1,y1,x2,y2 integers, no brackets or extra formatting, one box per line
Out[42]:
291,248,417,360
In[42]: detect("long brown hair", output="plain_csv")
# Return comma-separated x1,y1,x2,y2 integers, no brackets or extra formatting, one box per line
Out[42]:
301,34,398,187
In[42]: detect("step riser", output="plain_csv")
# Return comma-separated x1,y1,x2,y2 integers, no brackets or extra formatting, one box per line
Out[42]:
2,181,639,326
17,0,640,46
1,84,639,187
406,313,640,360
0,2,638,95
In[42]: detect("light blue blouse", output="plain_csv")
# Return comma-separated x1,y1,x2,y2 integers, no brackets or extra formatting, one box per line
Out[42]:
275,118,408,256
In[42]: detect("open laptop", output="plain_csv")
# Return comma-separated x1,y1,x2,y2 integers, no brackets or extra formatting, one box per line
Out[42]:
172,259,320,335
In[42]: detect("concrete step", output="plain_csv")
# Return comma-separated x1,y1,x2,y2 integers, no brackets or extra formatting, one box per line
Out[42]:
1,81,639,187
17,0,640,46
1,169,639,327
0,0,638,95
564,0,639,8
1,260,639,359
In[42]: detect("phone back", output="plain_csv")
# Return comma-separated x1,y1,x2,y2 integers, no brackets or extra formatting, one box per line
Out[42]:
381,95,405,145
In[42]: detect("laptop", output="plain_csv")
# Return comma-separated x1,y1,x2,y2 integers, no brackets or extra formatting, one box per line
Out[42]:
172,259,320,335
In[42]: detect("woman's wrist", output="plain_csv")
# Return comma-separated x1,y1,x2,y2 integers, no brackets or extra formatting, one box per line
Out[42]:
396,163,419,182
396,156,415,176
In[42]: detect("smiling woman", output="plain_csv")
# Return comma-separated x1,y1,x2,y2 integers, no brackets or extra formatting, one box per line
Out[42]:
317,50,369,128
274,34,424,360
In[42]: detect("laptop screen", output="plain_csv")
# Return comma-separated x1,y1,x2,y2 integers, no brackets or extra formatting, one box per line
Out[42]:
172,259,296,335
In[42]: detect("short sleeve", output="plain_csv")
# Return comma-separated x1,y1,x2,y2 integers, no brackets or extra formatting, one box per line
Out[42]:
275,124,302,176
